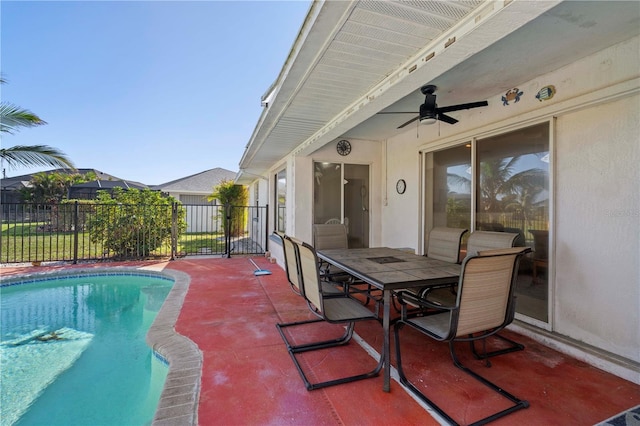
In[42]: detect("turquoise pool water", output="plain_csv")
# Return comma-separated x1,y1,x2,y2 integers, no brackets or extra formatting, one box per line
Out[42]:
0,272,173,426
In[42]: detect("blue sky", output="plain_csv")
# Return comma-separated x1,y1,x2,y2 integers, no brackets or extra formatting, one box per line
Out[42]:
1,1,310,184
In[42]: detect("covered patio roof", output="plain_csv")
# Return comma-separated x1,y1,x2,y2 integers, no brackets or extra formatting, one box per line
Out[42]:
237,0,640,183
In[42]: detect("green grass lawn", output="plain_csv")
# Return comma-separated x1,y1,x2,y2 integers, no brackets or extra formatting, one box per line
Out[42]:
177,232,226,256
1,223,105,263
1,223,227,263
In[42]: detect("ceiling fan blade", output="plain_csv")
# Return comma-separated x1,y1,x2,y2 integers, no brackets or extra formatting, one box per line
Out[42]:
437,100,488,113
437,114,458,125
397,116,420,129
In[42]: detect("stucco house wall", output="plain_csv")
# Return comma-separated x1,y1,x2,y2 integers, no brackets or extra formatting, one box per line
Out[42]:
381,36,639,372
555,94,639,362
265,35,639,380
382,138,423,252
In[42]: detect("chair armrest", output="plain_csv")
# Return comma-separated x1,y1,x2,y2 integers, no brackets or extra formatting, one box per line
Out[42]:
395,290,455,312
420,285,457,307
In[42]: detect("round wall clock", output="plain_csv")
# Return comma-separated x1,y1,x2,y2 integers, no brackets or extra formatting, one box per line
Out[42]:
336,139,351,156
396,179,406,194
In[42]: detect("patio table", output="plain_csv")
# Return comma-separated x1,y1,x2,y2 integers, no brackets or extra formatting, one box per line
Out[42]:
316,247,461,392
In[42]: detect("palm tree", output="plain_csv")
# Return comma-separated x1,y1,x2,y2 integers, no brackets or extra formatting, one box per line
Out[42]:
446,156,547,228
0,76,75,170
480,158,547,212
503,168,548,229
0,145,75,170
0,102,47,134
479,157,521,213
208,180,248,244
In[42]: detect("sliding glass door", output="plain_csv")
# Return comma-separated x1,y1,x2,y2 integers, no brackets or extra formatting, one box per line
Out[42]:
432,144,472,229
313,162,369,248
477,123,549,322
428,122,550,323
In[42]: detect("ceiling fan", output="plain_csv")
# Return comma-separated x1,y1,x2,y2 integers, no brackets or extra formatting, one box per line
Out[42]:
379,85,488,128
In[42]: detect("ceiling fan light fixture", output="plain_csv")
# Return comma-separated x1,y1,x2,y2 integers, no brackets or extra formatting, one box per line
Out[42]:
419,102,437,124
386,84,487,129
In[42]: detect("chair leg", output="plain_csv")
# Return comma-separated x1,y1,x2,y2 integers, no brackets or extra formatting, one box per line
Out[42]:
469,333,524,364
277,320,383,391
394,322,459,425
449,341,529,425
394,322,528,426
276,318,351,352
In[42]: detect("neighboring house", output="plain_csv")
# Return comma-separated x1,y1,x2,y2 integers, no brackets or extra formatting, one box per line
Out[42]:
68,179,148,199
0,176,31,205
153,168,236,232
236,1,639,384
0,168,132,204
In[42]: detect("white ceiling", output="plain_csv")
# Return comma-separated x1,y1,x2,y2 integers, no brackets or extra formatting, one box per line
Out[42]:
238,0,640,181
344,0,640,141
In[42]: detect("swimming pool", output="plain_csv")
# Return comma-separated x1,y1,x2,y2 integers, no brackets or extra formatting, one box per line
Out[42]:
0,270,175,426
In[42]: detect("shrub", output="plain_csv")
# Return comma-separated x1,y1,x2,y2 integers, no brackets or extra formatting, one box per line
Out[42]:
208,180,248,238
86,188,185,258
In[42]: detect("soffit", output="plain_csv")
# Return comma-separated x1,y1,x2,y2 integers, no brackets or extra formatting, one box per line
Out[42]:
239,0,485,176
238,0,640,182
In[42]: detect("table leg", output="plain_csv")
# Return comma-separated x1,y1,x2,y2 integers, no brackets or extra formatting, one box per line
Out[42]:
383,289,391,392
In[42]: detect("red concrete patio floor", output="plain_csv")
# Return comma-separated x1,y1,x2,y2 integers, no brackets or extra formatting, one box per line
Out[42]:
2,257,639,425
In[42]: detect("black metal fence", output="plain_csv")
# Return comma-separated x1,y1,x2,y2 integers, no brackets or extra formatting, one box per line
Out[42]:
0,202,268,264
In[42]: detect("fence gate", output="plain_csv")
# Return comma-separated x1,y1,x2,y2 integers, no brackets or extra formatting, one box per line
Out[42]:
179,204,268,257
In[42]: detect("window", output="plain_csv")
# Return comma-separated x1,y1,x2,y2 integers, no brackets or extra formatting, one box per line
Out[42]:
275,169,286,232
427,122,550,323
476,124,549,236
432,145,471,229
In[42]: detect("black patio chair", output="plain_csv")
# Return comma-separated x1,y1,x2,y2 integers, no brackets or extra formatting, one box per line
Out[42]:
312,223,380,305
394,247,531,425
273,231,302,295
273,231,343,297
393,226,468,312
421,230,526,360
276,239,383,391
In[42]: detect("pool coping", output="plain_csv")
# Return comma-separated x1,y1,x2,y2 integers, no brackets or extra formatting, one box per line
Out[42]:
147,268,202,426
0,267,202,426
